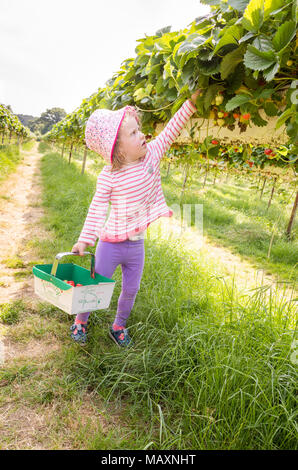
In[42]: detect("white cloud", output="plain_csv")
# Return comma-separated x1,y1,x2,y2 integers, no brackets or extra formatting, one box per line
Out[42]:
1,0,210,116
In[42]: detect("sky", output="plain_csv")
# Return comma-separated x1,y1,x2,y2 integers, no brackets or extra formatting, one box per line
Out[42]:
0,0,210,117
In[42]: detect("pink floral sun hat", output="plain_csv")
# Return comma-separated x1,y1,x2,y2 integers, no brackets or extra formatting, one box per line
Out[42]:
84,106,140,164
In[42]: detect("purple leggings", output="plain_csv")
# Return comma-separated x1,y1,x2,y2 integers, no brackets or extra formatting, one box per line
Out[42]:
75,238,145,327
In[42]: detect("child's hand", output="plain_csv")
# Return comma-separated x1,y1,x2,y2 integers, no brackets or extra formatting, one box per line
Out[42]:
72,241,88,256
190,89,202,106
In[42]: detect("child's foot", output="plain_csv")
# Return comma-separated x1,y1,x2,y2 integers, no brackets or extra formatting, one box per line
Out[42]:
109,324,133,348
70,321,87,344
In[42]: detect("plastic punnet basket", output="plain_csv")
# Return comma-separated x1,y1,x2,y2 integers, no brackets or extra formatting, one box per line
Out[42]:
33,251,115,315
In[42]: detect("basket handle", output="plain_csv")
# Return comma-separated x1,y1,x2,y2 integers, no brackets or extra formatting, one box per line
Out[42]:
50,251,95,279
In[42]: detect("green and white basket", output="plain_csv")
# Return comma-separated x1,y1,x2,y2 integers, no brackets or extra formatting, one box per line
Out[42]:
33,252,116,315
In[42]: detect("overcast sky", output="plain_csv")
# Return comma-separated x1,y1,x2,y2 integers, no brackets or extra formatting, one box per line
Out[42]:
0,0,210,117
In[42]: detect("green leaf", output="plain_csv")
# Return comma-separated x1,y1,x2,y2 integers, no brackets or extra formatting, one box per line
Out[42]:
244,45,276,70
181,59,196,83
199,0,222,5
275,108,294,129
204,84,224,110
220,45,246,79
252,35,274,52
264,0,286,20
133,88,148,101
225,94,252,111
242,0,265,32
197,57,221,76
272,21,296,52
178,34,208,54
264,101,278,116
286,121,298,142
155,26,171,37
164,57,176,80
229,0,250,12
227,64,246,93
255,88,275,99
213,25,243,55
262,61,280,81
239,31,256,43
251,110,268,126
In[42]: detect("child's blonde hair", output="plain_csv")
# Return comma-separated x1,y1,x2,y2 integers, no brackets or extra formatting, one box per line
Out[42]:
111,107,141,172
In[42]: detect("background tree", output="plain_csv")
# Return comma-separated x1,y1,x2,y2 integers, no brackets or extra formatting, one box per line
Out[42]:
31,107,67,135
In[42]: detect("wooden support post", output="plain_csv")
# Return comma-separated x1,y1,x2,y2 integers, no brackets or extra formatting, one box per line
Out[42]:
81,146,87,174
68,142,73,164
260,177,267,199
267,177,277,210
180,164,189,198
286,190,298,240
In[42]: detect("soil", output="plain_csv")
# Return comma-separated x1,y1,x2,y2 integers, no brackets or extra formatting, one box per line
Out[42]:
0,142,45,305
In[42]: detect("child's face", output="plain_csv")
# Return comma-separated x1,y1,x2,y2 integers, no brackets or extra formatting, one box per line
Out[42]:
117,115,147,163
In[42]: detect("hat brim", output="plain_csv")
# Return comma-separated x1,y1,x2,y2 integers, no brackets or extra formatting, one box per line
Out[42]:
110,108,128,164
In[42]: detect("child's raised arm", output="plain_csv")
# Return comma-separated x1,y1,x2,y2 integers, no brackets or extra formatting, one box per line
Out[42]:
77,168,112,247
147,90,200,161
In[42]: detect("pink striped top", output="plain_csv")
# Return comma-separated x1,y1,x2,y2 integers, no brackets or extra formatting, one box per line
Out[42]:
78,99,197,245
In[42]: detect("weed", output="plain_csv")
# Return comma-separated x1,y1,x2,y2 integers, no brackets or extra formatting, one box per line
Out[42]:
0,299,26,324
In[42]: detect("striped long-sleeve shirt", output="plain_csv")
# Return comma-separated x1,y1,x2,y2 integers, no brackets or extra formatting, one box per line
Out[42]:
78,99,197,245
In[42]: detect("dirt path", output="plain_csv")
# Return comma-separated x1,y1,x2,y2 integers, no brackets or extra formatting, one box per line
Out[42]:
152,217,297,305
0,142,47,305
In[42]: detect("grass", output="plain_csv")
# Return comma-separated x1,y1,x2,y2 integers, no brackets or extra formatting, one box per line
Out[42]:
0,146,296,449
0,144,23,183
3,257,26,269
0,300,25,324
160,164,298,284
0,140,35,184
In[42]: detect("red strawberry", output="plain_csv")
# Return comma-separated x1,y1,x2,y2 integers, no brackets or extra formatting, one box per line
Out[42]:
242,113,251,120
264,148,273,155
211,139,219,145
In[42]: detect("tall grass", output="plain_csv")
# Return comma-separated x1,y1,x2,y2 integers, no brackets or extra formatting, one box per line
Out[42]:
0,140,35,183
0,144,22,183
161,165,298,283
37,151,297,450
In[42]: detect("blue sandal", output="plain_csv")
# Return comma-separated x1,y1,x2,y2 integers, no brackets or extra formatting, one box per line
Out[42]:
109,326,133,348
70,322,88,344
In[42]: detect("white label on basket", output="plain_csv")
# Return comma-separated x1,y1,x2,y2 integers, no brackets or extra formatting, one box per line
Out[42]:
34,276,115,315
74,284,115,312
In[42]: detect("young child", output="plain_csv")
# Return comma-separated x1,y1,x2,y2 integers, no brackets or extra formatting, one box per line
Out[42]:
70,89,201,346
